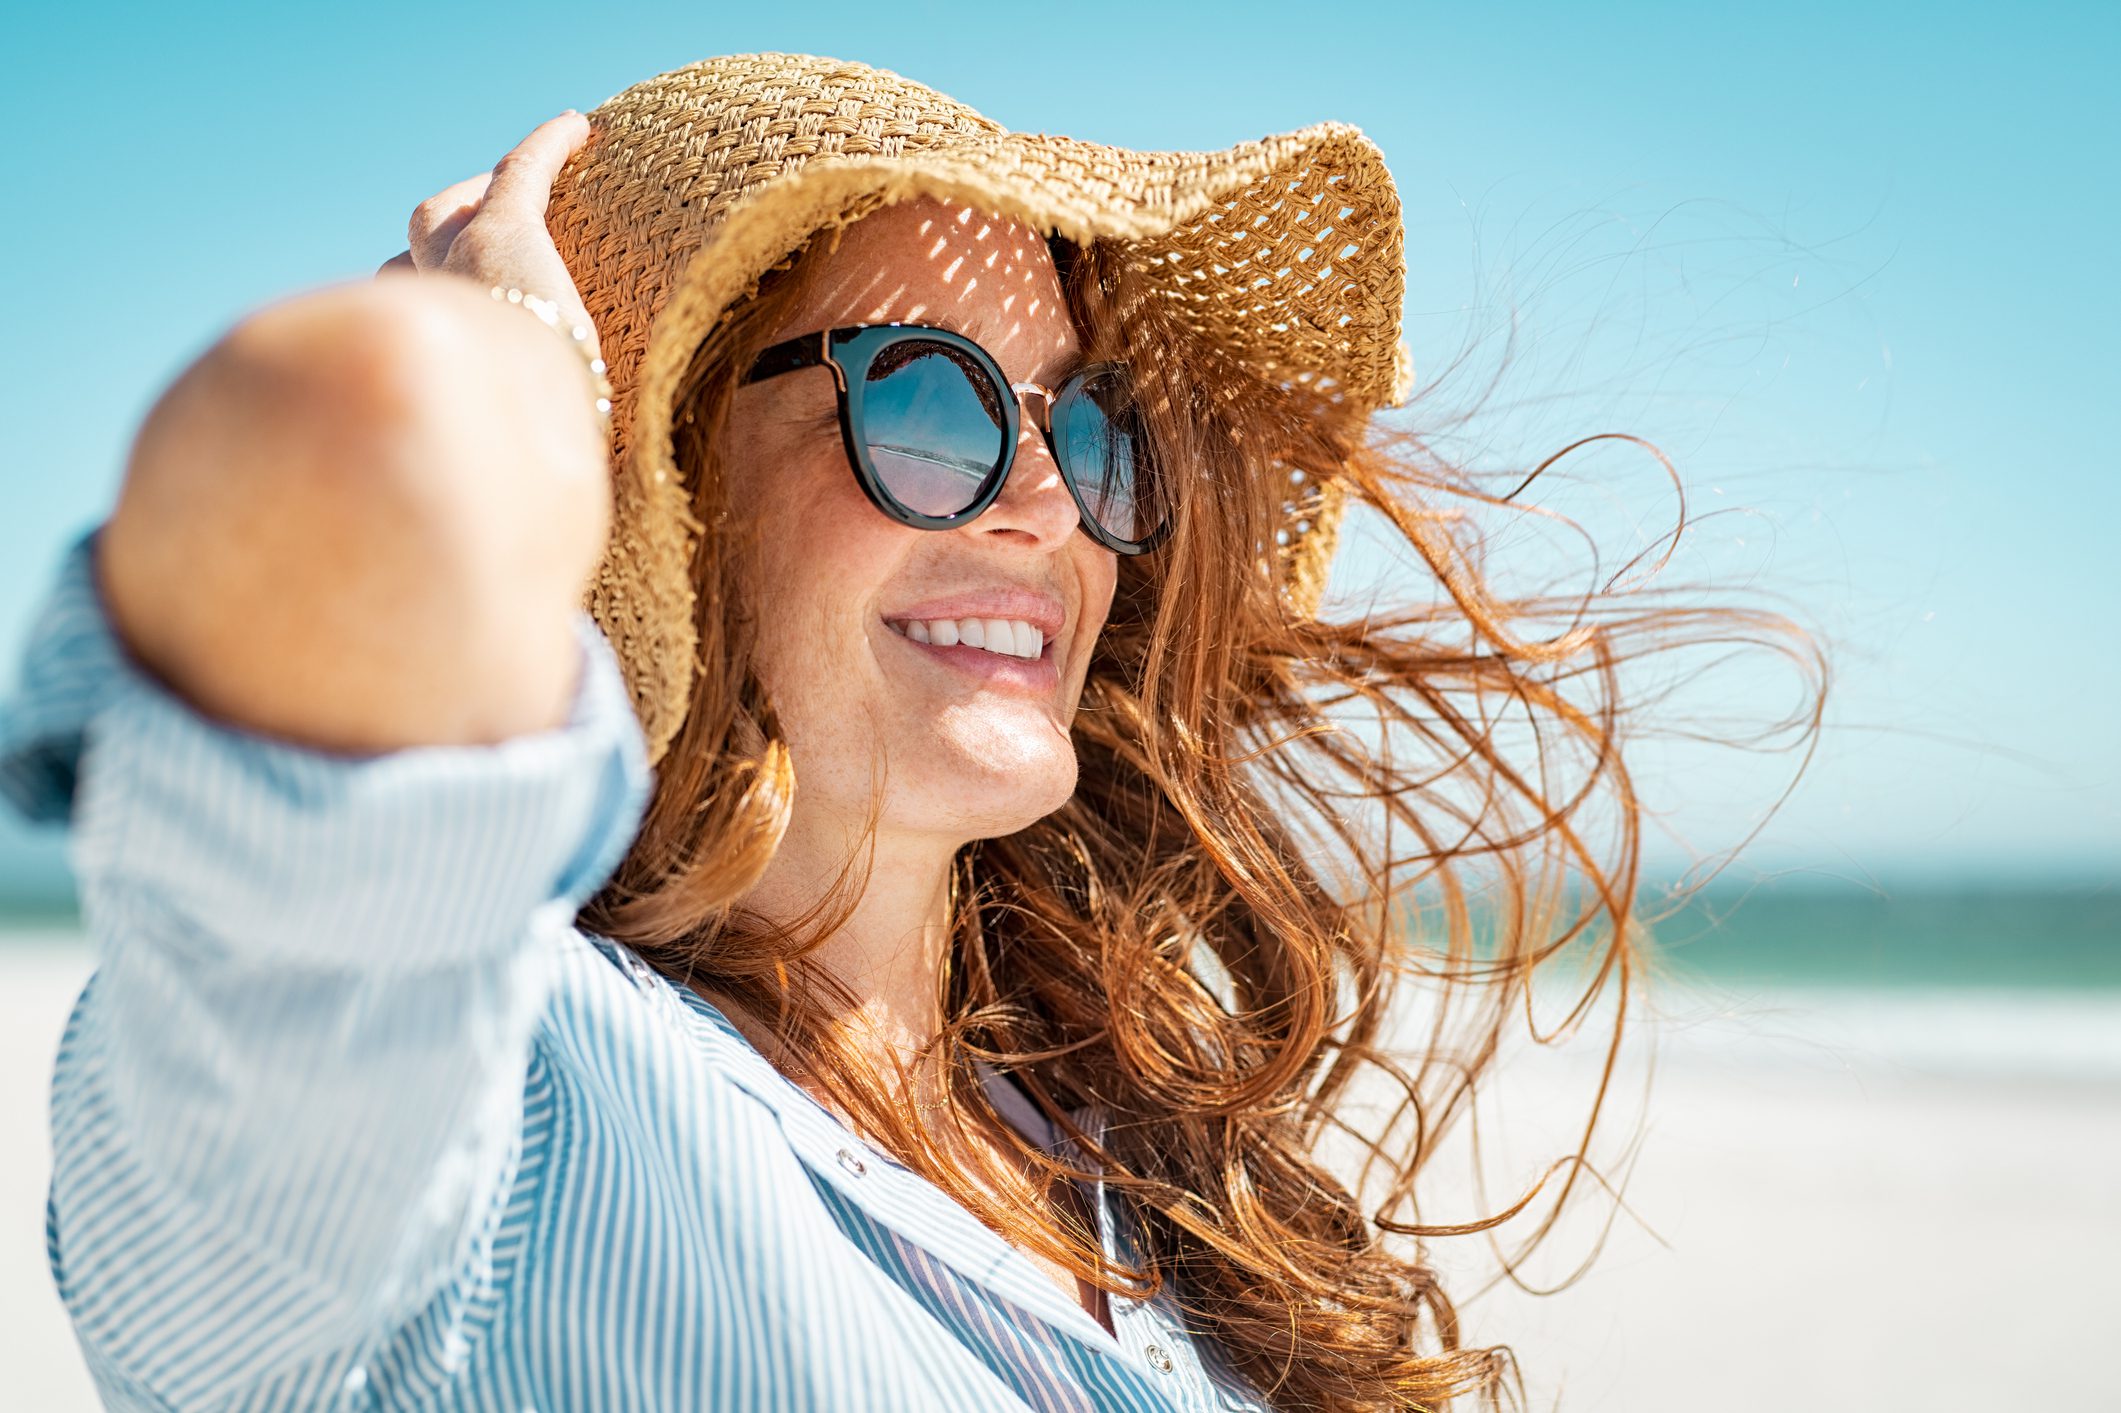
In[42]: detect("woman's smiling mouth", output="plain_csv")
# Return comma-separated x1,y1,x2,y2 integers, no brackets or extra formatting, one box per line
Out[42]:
882,614,1061,692
896,616,1043,657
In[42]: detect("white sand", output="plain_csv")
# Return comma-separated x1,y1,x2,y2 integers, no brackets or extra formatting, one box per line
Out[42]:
3,935,2116,1411
1426,982,2121,1411
1,934,97,1412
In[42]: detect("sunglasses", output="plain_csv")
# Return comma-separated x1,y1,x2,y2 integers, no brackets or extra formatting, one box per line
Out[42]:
741,323,1168,555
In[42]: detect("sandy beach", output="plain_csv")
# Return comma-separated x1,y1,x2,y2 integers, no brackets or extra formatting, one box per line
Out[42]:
4,930,2116,1412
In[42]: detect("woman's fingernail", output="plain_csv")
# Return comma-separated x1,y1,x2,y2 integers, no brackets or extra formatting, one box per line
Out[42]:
561,108,578,117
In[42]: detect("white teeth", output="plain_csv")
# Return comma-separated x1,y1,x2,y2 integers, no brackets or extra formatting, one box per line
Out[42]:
894,616,1047,659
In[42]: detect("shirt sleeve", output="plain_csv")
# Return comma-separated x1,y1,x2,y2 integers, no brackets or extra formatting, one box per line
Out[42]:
3,521,653,1407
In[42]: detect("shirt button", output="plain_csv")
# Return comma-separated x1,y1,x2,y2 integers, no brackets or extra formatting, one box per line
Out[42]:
836,1147,868,1176
1144,1342,1174,1374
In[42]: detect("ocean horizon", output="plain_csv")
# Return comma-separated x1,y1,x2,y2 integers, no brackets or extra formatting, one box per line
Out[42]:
7,870,2115,989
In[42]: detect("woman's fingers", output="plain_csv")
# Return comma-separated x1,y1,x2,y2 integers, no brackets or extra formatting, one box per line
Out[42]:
383,109,603,360
407,173,493,268
478,112,590,226
397,110,586,273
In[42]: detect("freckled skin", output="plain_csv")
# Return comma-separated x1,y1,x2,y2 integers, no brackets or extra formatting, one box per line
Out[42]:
715,201,1123,1333
729,198,1118,849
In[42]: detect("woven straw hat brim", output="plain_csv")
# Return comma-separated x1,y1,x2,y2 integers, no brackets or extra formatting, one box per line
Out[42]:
546,54,1412,768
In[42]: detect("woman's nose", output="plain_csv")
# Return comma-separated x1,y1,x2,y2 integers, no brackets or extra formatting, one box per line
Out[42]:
972,396,1080,549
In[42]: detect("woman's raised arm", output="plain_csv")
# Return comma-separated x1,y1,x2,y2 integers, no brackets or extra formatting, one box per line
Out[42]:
101,109,609,757
0,113,653,1408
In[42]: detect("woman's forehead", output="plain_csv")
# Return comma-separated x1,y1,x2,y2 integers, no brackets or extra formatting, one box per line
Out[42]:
786,198,1078,366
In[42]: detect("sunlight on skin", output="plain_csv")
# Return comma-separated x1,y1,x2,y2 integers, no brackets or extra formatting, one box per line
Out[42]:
838,211,1066,374
695,199,1133,1339
710,197,1117,1085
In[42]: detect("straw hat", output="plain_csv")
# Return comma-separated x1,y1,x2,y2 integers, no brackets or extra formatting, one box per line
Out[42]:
544,52,1414,768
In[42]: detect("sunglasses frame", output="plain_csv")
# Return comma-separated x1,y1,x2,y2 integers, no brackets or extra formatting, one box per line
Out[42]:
741,322,1168,555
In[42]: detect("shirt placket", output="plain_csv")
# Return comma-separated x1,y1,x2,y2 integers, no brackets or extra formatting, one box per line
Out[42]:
1085,1147,1239,1406
651,965,1244,1409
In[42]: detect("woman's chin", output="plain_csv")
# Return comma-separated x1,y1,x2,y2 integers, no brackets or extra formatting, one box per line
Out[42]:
894,742,1079,841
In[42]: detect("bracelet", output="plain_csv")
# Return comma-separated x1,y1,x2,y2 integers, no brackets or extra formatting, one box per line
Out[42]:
490,285,614,424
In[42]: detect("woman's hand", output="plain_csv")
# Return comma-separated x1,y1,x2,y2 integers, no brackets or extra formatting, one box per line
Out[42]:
95,109,616,755
379,110,599,356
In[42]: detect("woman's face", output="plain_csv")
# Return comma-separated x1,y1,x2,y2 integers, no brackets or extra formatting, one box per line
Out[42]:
728,198,1119,848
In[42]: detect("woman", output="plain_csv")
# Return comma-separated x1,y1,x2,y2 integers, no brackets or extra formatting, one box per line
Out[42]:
3,53,1821,1412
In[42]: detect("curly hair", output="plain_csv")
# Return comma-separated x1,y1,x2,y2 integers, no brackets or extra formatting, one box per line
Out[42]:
578,217,1827,1412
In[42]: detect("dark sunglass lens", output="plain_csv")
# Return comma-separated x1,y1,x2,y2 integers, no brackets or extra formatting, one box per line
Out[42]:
860,340,1008,518
1057,367,1157,545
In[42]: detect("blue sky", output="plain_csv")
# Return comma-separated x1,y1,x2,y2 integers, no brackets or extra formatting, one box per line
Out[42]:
2,1,2113,892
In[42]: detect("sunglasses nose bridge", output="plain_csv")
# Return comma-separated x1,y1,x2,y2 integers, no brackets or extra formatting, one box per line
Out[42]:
981,381,1081,548
1009,379,1057,435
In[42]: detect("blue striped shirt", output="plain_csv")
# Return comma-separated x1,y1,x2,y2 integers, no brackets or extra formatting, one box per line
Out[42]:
1,523,1275,1412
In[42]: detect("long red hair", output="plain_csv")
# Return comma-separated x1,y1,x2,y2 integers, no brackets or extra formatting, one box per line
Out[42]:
580,221,1827,1411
